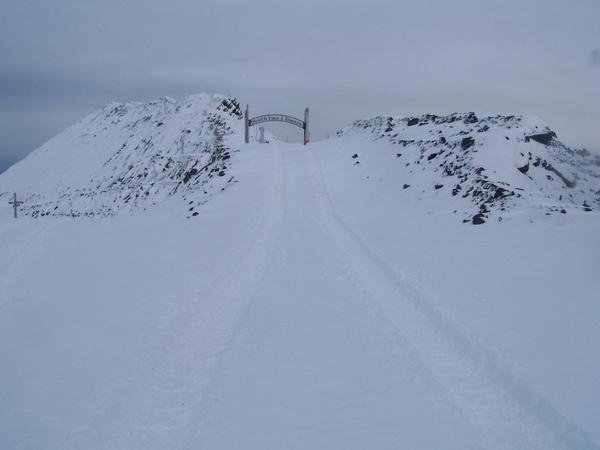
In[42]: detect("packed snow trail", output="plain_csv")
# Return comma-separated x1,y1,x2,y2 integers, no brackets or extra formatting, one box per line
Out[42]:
77,144,288,450
194,146,478,449
306,144,598,449
1,141,598,449
190,143,596,449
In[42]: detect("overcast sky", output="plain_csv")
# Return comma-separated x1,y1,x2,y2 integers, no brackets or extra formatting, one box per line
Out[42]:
1,0,599,172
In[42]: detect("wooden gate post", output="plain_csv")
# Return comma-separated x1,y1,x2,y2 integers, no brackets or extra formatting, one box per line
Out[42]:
304,107,310,145
245,104,250,144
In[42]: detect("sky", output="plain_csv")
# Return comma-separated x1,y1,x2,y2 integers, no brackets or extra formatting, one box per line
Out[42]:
1,0,599,173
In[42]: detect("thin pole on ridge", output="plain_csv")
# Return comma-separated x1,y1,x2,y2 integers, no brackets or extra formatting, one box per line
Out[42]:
244,104,250,144
8,192,23,219
304,107,310,145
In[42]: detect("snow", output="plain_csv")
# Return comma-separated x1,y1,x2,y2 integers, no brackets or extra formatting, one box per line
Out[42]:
1,98,599,449
0,144,281,449
339,113,599,223
316,138,600,447
0,93,245,217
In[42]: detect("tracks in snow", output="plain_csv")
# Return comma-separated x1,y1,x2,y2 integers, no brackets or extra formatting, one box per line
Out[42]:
307,147,598,450
84,147,287,450
80,142,597,449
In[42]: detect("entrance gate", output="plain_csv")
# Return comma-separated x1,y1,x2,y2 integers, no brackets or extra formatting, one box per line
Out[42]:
245,105,309,145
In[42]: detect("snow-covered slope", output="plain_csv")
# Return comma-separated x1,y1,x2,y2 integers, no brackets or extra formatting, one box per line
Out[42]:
0,94,244,217
338,113,599,223
1,125,599,448
2,98,597,224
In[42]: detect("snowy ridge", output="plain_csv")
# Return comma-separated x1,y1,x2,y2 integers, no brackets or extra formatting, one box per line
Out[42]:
0,93,244,217
338,113,600,223
3,98,598,224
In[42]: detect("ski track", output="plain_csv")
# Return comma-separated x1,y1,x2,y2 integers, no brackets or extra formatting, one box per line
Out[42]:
307,146,599,450
80,145,287,450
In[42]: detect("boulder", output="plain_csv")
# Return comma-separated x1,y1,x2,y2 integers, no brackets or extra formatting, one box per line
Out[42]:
461,137,475,150
525,132,557,145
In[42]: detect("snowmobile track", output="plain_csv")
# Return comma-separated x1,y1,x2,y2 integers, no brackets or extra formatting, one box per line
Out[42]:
307,147,598,450
84,146,287,450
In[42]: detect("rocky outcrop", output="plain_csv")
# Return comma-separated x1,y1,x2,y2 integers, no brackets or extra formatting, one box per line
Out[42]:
338,112,599,223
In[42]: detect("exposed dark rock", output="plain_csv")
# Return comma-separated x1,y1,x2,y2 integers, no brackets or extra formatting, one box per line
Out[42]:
526,131,557,145
183,168,198,183
463,113,479,124
403,184,410,189
384,118,394,132
407,118,419,126
461,137,475,150
435,184,444,190
427,153,438,160
517,163,529,174
494,187,509,199
472,214,486,225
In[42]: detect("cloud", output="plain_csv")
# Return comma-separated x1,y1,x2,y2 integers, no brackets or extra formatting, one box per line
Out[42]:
1,0,600,167
590,48,600,66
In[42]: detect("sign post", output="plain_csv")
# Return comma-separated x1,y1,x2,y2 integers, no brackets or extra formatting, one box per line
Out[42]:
8,192,23,219
304,107,310,145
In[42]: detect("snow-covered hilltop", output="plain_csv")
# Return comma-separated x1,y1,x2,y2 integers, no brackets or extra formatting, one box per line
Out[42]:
0,93,243,217
2,97,598,224
337,113,599,223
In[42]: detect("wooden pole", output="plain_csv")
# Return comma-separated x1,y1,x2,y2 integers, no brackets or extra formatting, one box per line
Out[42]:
9,192,22,219
304,107,310,145
245,104,250,144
